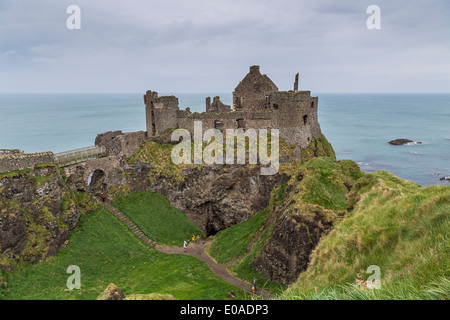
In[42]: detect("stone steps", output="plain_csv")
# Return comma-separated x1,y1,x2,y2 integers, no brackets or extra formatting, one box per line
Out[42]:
102,201,156,247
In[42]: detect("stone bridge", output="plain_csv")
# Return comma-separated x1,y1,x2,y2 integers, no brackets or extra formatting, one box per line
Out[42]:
62,130,148,195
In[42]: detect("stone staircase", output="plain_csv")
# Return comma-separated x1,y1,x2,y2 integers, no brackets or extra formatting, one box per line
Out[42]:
102,201,156,247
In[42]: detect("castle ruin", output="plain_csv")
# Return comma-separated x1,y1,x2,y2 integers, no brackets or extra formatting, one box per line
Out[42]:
144,65,322,149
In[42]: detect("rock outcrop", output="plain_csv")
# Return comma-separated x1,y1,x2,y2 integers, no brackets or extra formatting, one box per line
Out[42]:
0,164,93,271
388,139,422,145
97,283,125,300
148,164,289,235
253,158,364,285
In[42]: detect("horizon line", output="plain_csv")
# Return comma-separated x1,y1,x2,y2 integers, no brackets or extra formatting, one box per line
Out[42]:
1,92,450,95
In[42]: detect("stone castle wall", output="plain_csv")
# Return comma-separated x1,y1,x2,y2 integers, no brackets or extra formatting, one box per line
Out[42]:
144,66,323,149
0,152,54,173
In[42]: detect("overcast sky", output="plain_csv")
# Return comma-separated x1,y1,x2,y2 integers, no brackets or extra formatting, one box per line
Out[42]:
0,0,449,93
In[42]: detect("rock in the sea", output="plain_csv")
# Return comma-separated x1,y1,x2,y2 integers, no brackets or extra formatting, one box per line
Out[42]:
439,176,450,182
388,139,422,145
97,283,125,300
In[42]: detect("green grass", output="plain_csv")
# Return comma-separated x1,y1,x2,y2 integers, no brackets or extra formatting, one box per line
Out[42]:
207,208,271,265
113,190,204,246
0,208,245,300
228,224,286,295
205,183,289,295
285,277,450,300
281,170,450,300
207,183,288,265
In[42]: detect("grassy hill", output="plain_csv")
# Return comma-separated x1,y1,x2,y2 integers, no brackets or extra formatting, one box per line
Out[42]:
0,207,245,300
280,170,450,299
205,158,449,300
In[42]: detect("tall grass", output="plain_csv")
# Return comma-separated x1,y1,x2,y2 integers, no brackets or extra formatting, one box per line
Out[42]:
281,171,450,300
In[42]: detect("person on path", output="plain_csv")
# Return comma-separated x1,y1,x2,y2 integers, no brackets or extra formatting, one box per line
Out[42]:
192,234,195,242
183,240,188,252
253,277,257,289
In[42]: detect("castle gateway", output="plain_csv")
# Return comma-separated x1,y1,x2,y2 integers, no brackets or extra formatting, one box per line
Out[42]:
144,65,322,149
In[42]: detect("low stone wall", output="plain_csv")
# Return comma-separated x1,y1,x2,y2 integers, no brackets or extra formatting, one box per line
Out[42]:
0,149,24,156
0,152,54,173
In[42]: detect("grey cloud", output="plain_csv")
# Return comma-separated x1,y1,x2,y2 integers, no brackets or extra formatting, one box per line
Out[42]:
0,0,449,93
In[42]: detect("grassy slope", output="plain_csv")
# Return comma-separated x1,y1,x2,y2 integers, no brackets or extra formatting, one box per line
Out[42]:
205,156,449,300
206,157,364,295
0,207,246,300
281,170,450,300
206,208,271,265
206,184,289,294
113,190,204,246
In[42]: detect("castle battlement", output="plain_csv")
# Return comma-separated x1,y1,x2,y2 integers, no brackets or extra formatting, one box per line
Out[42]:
144,66,322,148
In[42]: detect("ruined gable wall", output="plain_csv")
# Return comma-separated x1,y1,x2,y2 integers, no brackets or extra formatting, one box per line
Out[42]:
233,66,278,112
95,130,147,157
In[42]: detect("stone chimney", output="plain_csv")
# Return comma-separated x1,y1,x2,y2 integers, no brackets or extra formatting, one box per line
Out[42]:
250,65,260,73
294,73,299,92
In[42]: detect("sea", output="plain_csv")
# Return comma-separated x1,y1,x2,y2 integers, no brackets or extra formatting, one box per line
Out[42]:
0,93,449,187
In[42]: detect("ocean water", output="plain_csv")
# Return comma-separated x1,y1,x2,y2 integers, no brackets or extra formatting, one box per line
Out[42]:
0,93,449,186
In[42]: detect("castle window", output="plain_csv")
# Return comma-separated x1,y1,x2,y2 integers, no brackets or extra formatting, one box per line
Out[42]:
214,120,224,129
303,115,308,125
237,118,246,129
311,101,315,109
272,103,279,110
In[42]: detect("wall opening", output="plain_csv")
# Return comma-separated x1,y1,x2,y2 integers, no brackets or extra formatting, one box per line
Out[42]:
303,115,308,125
272,103,279,110
236,118,246,129
235,96,242,109
214,120,224,129
150,102,156,136
89,169,107,195
311,101,314,109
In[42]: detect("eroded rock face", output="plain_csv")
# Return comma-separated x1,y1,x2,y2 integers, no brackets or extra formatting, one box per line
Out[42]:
253,207,334,285
252,158,363,285
148,164,289,235
0,166,79,269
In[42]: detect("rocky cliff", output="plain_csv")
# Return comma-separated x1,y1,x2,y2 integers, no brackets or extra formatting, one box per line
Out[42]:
0,164,95,275
253,157,364,285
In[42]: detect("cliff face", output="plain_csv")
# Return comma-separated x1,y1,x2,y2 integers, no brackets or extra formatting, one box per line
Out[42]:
253,158,364,285
0,165,92,272
148,164,289,235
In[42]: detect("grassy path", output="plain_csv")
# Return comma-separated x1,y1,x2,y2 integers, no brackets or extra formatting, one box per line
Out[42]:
102,200,272,299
